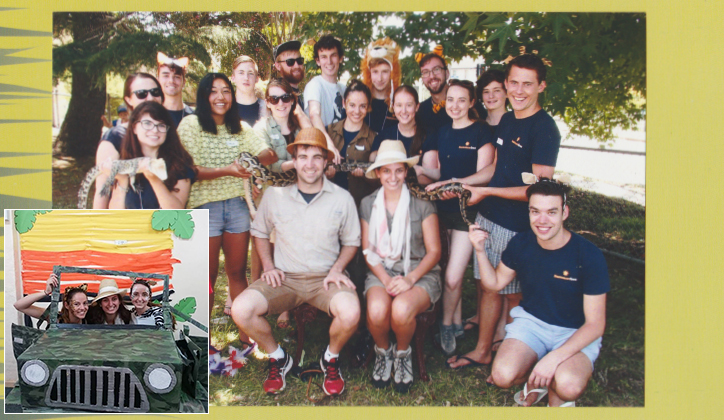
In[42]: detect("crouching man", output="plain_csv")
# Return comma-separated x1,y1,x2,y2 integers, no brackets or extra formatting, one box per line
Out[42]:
232,127,361,396
469,178,609,407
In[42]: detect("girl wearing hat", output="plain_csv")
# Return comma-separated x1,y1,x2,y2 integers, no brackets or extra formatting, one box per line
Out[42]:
418,79,496,356
94,73,166,209
87,279,134,325
14,273,89,325
177,73,276,348
108,101,195,209
129,279,164,327
360,140,442,393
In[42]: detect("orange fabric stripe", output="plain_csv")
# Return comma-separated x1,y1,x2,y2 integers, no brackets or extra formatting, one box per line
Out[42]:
20,249,179,295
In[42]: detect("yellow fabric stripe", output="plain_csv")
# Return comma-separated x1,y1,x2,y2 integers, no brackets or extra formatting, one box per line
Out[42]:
20,210,173,253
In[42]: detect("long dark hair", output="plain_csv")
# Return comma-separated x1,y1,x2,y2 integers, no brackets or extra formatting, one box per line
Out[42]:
447,79,479,121
123,73,165,110
86,295,134,324
393,85,425,157
265,78,300,136
121,101,194,192
59,286,88,324
195,73,241,135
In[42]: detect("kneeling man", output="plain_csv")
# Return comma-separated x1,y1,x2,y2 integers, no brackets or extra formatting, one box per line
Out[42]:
469,178,608,407
232,127,361,396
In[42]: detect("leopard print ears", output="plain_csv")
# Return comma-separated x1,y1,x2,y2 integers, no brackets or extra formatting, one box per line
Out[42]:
415,44,444,63
521,172,571,185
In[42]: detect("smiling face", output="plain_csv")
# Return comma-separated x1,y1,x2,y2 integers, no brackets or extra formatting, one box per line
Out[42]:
505,65,546,118
209,77,233,124
68,291,89,320
529,193,569,246
376,162,407,193
266,85,293,120
393,90,419,126
100,294,120,318
158,66,184,98
370,62,392,96
275,50,305,85
293,145,327,188
133,113,167,153
315,48,341,80
482,81,507,112
344,91,369,126
126,77,164,109
231,61,258,95
445,85,474,122
420,56,448,95
130,283,151,314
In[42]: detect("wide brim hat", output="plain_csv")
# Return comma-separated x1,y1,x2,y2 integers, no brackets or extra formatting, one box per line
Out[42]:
91,278,127,304
286,127,336,161
274,40,302,61
365,140,420,179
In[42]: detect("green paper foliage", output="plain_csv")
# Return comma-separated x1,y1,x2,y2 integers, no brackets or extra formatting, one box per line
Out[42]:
151,210,195,239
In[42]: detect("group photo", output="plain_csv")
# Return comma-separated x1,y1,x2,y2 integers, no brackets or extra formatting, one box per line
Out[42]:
49,11,645,407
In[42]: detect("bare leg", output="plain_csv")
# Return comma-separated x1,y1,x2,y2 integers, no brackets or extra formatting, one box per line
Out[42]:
390,287,431,351
490,338,538,391
548,353,593,406
366,286,392,350
441,230,474,326
221,231,251,343
231,289,277,353
209,235,223,319
446,287,501,368
328,292,361,354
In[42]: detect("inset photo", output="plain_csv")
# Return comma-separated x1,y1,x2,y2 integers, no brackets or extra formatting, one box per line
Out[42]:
4,209,210,414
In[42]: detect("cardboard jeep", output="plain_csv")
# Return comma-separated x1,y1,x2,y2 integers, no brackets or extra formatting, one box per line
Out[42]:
7,266,208,414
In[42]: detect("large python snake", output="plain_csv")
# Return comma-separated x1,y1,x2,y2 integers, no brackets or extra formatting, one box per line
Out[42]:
237,152,476,227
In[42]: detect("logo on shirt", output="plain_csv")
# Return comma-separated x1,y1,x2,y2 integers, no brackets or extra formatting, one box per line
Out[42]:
554,270,577,281
511,137,523,148
459,141,476,150
497,138,504,145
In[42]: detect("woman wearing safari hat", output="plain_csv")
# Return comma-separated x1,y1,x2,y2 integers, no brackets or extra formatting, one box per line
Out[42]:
86,278,135,325
359,140,442,393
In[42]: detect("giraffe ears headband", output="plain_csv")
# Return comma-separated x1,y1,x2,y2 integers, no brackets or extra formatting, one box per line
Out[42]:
415,44,444,64
157,52,189,69
521,172,571,185
502,46,553,67
63,284,88,301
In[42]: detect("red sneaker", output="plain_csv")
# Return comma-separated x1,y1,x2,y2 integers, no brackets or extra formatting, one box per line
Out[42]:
320,356,345,395
263,351,293,394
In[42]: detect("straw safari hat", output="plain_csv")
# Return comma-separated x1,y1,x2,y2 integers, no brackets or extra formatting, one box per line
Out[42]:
365,140,420,179
91,278,127,304
286,127,336,161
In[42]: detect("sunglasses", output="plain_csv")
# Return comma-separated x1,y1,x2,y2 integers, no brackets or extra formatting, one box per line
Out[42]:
267,94,295,105
133,87,162,99
277,57,304,67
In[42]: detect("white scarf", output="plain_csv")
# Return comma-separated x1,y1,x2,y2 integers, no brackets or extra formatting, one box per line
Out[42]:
363,185,412,275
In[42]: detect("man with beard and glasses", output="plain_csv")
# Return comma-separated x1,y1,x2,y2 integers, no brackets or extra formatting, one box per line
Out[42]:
273,40,313,128
416,51,452,133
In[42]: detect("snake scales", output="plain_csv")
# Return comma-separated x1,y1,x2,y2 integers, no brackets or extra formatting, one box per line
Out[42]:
237,152,476,226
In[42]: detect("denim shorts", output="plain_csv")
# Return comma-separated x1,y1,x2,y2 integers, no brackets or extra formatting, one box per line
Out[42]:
197,196,251,237
504,306,602,368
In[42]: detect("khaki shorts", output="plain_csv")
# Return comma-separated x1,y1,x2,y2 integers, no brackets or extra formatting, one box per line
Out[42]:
247,272,358,316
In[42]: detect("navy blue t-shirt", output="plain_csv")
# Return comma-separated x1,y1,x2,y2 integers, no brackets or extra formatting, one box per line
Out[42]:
332,129,359,190
422,121,493,212
418,97,452,133
101,125,127,152
237,101,261,126
167,105,194,128
367,98,391,134
501,230,610,329
480,109,561,232
124,166,196,209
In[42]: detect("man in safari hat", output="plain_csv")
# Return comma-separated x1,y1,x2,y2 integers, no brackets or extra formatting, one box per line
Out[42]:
232,127,361,396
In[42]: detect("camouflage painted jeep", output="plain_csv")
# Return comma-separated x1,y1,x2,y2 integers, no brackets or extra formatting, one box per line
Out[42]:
7,266,208,414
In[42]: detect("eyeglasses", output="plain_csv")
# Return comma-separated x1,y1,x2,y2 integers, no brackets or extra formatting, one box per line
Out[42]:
137,120,169,133
267,94,294,105
277,57,304,67
421,66,446,78
133,87,163,99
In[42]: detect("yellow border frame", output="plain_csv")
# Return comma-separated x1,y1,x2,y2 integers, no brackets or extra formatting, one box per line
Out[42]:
3,1,724,418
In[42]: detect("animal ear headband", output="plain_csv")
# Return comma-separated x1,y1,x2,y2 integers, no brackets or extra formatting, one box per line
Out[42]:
157,52,189,69
522,172,571,207
414,44,444,64
502,46,553,67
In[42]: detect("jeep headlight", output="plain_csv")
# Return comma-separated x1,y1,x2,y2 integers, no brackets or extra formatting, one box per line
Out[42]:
21,360,49,386
143,363,176,394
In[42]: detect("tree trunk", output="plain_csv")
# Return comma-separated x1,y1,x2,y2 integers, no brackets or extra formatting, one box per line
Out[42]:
56,66,106,157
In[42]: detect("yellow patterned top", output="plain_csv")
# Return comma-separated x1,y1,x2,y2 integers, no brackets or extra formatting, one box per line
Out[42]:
178,115,269,209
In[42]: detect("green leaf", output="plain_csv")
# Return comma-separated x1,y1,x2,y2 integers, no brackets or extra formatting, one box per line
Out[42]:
151,210,178,231
551,13,576,40
174,296,197,317
171,210,195,239
14,210,37,233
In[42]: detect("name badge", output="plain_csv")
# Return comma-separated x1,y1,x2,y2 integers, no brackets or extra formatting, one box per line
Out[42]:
270,134,281,139
497,138,504,145
226,140,239,147
355,144,365,151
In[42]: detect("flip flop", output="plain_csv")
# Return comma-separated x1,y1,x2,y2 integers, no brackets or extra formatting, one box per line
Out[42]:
514,383,548,406
223,305,232,316
445,354,490,370
463,317,479,331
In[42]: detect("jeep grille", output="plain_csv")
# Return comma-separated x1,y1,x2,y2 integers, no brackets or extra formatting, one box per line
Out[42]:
45,365,149,413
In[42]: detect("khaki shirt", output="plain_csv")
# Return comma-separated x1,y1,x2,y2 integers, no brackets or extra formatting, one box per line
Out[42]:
251,177,361,274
